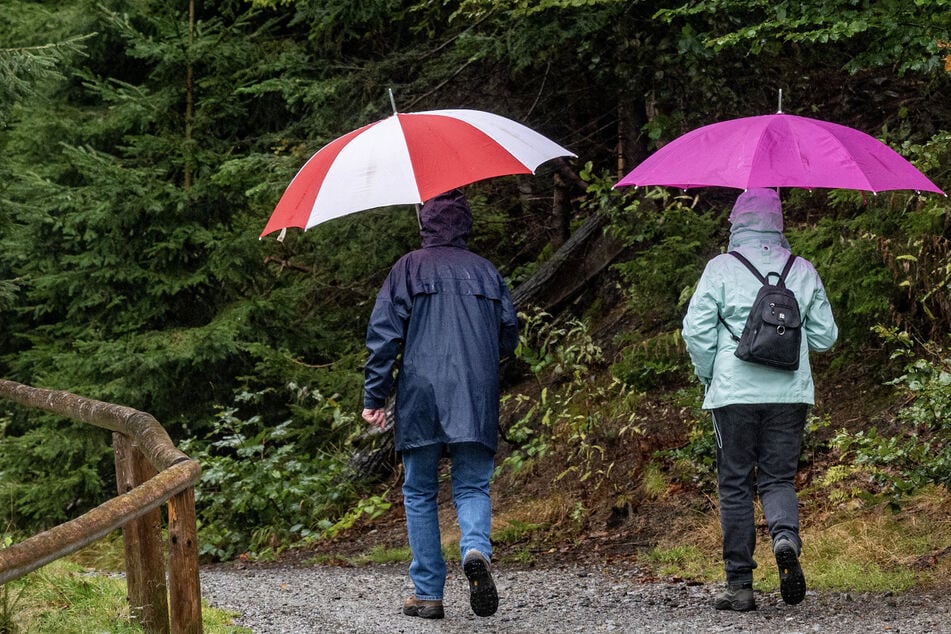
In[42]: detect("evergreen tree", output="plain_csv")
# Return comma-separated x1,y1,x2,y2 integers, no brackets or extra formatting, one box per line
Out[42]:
0,0,947,552
0,0,383,525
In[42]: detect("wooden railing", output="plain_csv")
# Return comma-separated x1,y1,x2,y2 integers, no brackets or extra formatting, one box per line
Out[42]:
0,379,203,634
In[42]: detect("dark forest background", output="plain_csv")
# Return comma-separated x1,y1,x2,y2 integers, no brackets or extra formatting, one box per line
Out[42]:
2,0,950,561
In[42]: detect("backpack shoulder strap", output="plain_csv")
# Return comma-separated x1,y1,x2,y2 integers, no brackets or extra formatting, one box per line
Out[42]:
727,251,768,285
717,312,739,341
729,251,798,288
778,253,797,285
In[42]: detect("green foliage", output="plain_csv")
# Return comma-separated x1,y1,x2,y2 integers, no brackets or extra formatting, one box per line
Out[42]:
492,519,545,545
514,309,603,379
0,0,381,530
657,0,951,75
500,307,607,476
0,0,949,564
645,543,714,580
320,493,392,540
653,388,717,490
181,385,363,560
600,184,723,327
830,337,951,504
786,215,894,345
0,410,113,527
318,543,412,566
500,309,644,490
582,168,700,390
0,279,18,313
0,33,91,128
497,391,553,474
785,135,951,345
0,18,93,324
1,4,270,422
611,330,690,391
639,460,669,499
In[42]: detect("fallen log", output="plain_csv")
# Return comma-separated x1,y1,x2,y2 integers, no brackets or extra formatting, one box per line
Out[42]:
511,212,627,313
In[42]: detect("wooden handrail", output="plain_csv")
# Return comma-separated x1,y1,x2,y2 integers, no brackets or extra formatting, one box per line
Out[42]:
0,459,199,583
0,379,203,634
0,379,189,471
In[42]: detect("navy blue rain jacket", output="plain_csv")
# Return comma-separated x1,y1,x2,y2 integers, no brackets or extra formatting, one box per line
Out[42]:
363,190,519,452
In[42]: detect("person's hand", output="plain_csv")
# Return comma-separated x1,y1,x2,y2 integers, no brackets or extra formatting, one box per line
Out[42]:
362,407,386,429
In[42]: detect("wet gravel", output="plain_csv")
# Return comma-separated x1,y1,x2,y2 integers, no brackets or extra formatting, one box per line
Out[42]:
200,561,951,633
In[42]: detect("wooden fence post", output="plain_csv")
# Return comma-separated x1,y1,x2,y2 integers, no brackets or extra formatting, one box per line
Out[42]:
0,380,202,631
114,432,170,634
168,486,203,634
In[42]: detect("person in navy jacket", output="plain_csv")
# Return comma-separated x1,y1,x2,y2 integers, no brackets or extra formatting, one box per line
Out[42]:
362,189,518,619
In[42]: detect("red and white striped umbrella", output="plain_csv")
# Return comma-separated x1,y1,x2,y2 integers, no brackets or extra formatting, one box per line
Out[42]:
261,109,575,237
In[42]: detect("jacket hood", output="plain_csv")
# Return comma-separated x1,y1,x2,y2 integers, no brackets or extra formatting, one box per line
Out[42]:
728,188,789,250
419,189,472,248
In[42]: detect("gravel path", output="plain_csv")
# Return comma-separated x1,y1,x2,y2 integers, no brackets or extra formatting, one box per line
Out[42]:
200,561,951,633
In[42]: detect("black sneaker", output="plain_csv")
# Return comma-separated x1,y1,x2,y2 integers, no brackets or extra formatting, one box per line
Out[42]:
402,596,445,619
774,538,806,605
462,550,499,617
714,584,755,611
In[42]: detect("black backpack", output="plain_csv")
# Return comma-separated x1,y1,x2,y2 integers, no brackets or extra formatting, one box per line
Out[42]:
718,251,802,371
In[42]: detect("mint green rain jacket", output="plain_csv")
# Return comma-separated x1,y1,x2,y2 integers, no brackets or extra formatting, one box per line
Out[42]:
682,189,838,409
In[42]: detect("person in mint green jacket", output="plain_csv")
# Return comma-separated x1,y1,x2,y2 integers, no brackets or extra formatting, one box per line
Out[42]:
682,188,838,612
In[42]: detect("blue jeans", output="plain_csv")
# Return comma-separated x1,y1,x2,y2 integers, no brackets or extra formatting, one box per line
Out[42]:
401,442,495,600
713,403,807,586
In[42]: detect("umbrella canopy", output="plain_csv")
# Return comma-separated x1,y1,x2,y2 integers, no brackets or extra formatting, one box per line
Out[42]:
261,109,575,237
614,113,944,195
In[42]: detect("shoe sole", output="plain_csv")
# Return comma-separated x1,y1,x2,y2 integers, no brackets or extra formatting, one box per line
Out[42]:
404,607,444,619
403,603,444,619
714,598,755,612
463,556,499,617
776,546,806,605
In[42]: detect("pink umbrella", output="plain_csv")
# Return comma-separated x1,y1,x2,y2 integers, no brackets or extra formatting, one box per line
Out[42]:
261,109,575,237
614,113,944,195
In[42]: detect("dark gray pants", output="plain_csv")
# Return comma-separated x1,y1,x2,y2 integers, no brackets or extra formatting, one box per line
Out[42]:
713,403,807,586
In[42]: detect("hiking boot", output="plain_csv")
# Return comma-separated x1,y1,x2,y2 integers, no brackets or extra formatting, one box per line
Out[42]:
463,549,499,617
714,583,755,612
402,596,444,619
774,538,806,605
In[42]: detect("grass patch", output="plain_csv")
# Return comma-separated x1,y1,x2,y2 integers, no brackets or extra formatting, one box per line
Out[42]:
494,520,545,546
641,487,951,593
0,551,248,633
801,487,951,591
491,491,585,564
68,533,127,572
494,490,582,533
307,544,414,567
202,604,253,633
0,560,141,634
641,461,669,499
645,544,723,581
493,519,545,564
352,544,413,565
